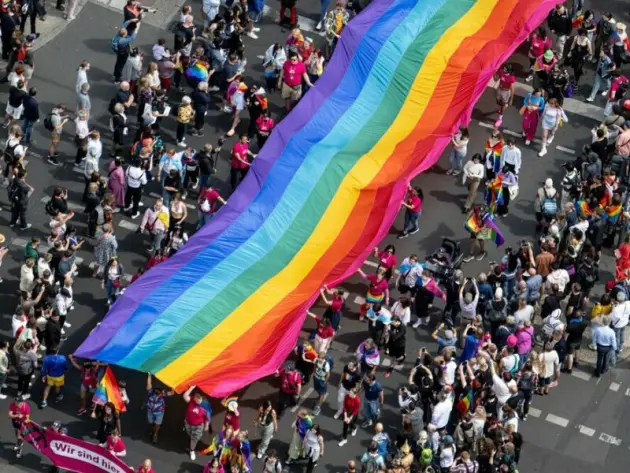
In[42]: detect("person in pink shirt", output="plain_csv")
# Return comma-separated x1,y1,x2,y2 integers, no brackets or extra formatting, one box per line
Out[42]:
526,27,552,82
230,134,257,190
106,429,127,457
182,385,210,460
256,109,275,149
398,186,423,239
356,268,389,320
277,52,313,112
374,244,397,280
138,459,155,473
516,320,534,367
223,399,241,433
494,63,515,127
9,396,31,458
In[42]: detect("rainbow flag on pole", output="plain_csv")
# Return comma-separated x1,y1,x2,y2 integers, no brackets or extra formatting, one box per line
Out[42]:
482,213,504,247
93,367,127,413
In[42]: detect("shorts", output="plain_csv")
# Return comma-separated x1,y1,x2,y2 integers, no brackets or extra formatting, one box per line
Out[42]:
184,422,204,443
539,376,552,386
147,410,165,425
6,104,23,119
281,82,302,101
51,131,61,145
567,341,581,355
46,375,65,387
160,77,172,90
313,377,327,395
80,384,95,395
496,88,511,106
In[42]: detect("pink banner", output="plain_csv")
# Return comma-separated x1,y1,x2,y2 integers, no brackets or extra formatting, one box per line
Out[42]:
20,421,135,473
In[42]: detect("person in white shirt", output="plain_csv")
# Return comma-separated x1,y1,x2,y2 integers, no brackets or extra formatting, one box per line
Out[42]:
202,0,221,27
19,258,35,295
462,153,484,212
430,390,453,429
537,342,559,395
390,297,411,325
438,436,456,470
76,61,89,94
514,297,534,325
499,138,522,174
86,131,103,162
124,158,148,219
545,263,570,293
37,253,55,286
74,110,89,165
611,291,630,353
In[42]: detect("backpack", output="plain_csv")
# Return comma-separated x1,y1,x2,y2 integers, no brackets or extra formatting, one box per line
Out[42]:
45,199,59,217
43,112,56,132
325,353,335,371
5,140,18,164
363,454,381,473
420,446,433,466
542,190,557,216
111,36,129,55
615,79,628,101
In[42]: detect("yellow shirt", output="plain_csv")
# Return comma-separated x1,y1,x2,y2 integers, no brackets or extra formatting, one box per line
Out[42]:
591,303,612,319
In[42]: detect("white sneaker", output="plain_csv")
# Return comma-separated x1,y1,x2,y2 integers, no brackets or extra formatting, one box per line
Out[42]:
525,139,531,145
316,21,322,30
246,31,258,39
1,383,7,388
61,329,66,335
538,146,547,157
333,412,341,419
64,322,71,328
22,393,31,400
524,75,533,82
338,439,348,447
412,321,421,328
546,134,554,144
253,27,261,32
601,89,609,96
257,451,263,459
189,451,196,461
0,393,7,400
585,96,594,103
177,141,187,147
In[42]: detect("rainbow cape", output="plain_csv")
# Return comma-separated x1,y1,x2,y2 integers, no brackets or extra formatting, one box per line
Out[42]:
606,204,622,225
92,367,127,413
482,213,505,247
75,0,556,396
578,200,596,218
484,174,504,209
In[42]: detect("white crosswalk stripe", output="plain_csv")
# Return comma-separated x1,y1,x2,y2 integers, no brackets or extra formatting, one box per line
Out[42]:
41,195,84,211
545,414,570,428
610,382,621,392
577,425,596,437
118,219,140,232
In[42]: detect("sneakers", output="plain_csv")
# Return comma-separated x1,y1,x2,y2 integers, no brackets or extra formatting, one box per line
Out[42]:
546,134,554,145
338,439,348,447
131,212,140,219
0,393,6,400
351,428,357,436
257,451,263,459
55,394,64,403
397,232,408,239
333,412,341,420
47,155,61,166
40,400,48,408
525,75,533,82
22,393,31,400
316,21,322,30
361,420,373,428
313,405,321,416
412,321,421,328
77,407,87,415
409,228,419,235
451,170,462,176
177,141,187,147
16,449,22,458
585,96,594,103
538,146,547,157
189,451,196,461
246,31,258,39
64,322,71,328
601,89,609,96
20,224,32,230
525,139,531,145
253,27,261,32
445,169,453,175
476,251,487,261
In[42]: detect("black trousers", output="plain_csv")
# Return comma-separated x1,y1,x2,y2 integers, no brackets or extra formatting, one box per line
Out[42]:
230,167,247,190
277,390,296,416
341,417,357,439
1,33,12,60
113,52,128,82
125,186,142,214
176,122,187,142
17,373,31,394
10,203,27,227
20,12,37,34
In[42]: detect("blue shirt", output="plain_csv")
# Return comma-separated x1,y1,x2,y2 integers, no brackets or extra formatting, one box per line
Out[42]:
593,326,617,350
363,381,383,401
41,354,68,378
460,334,481,362
525,275,543,302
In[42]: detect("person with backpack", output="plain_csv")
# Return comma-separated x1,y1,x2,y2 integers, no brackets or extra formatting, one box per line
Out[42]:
44,104,69,166
534,178,558,232
605,70,628,116
8,169,32,230
262,449,282,473
276,364,302,415
311,351,331,416
360,441,385,473
112,19,141,83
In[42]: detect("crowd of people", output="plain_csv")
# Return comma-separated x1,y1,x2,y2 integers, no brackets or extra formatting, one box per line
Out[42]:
0,0,628,473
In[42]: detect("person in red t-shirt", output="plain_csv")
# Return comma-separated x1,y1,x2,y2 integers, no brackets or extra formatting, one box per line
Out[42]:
494,63,516,126
138,458,155,473
9,396,31,457
356,268,390,319
306,313,335,354
68,356,99,416
320,286,345,331
338,388,360,446
106,429,127,457
182,386,210,461
399,186,423,239
278,52,313,112
197,186,226,229
276,365,303,415
255,109,275,149
230,134,257,190
374,244,397,280
223,399,241,433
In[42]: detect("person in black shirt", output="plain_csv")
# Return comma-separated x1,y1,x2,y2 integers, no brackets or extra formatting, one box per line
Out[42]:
9,169,32,229
4,79,26,128
191,82,211,137
590,127,609,162
0,6,17,60
161,168,181,207
563,310,588,374
196,144,215,190
22,87,38,145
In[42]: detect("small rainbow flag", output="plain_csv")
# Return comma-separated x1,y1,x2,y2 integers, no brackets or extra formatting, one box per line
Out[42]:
484,174,504,209
606,204,622,224
456,389,473,417
482,213,505,247
578,200,596,218
93,367,126,413
464,215,483,234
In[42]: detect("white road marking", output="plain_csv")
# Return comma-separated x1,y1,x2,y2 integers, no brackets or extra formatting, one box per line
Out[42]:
577,424,596,437
599,432,622,446
262,5,322,36
528,407,542,418
363,259,400,275
477,121,542,144
625,388,630,397
353,296,365,305
556,145,576,155
149,192,196,210
41,196,84,211
290,387,314,412
118,220,139,232
330,341,350,352
570,370,592,382
545,413,569,427
610,382,621,392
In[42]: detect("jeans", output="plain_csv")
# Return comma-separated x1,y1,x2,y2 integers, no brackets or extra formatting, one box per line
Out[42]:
614,326,626,353
199,173,210,190
449,149,465,171
596,344,613,374
22,119,35,144
402,210,421,234
162,189,172,207
363,399,380,422
589,74,611,100
605,99,615,116
197,210,213,228
504,274,516,299
318,0,331,24
150,230,165,252
105,279,118,303
553,33,567,57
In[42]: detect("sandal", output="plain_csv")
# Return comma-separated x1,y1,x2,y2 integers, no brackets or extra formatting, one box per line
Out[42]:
226,129,235,137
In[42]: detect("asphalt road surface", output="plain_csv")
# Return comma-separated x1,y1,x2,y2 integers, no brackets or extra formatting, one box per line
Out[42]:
0,2,628,473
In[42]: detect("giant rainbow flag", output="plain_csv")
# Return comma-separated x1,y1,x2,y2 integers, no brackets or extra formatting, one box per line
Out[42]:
76,0,557,396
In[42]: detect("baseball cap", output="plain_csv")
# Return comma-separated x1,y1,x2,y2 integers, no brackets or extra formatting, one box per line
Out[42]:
26,34,37,42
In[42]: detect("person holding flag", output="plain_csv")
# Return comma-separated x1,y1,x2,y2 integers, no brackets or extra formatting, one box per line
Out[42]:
9,395,31,458
183,385,211,461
